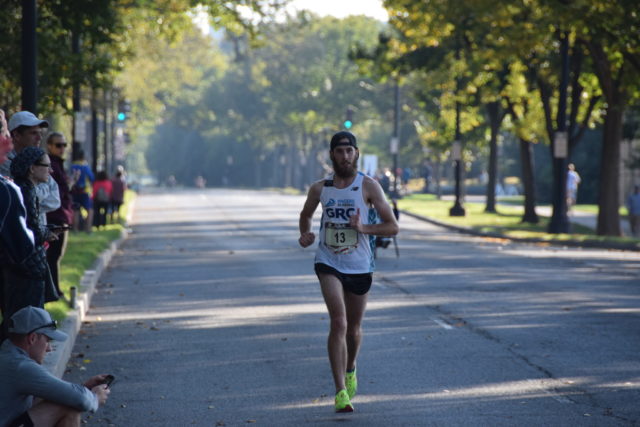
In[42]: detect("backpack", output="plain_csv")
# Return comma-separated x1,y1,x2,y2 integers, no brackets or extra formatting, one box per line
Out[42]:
95,186,109,203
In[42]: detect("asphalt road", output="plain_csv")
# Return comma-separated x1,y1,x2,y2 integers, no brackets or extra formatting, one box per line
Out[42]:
63,188,640,426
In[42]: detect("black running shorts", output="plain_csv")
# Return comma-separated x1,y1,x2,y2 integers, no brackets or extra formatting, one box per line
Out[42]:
314,263,372,295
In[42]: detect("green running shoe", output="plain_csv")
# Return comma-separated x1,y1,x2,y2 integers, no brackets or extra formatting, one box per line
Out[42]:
345,369,357,398
335,389,354,412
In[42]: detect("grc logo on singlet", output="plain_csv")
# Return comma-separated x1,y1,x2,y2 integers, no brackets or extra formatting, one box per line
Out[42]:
325,198,356,220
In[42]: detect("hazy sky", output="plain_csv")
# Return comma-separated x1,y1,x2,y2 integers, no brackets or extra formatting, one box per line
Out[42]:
192,1,388,35
285,0,388,21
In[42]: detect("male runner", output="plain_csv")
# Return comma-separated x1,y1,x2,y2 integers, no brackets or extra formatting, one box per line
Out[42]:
298,131,399,412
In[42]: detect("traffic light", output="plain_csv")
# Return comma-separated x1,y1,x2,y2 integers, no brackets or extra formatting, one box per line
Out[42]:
117,99,131,122
343,107,354,129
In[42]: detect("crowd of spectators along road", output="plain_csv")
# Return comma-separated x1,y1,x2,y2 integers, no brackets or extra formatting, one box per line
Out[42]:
1,109,117,426
0,109,127,324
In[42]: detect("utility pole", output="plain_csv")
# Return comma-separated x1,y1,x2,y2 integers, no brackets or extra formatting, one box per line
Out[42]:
548,31,571,234
21,0,37,112
72,31,82,156
91,88,98,173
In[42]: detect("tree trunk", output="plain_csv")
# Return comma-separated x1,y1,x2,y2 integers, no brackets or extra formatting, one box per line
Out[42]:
519,138,539,223
484,102,501,213
596,104,623,235
588,40,627,236
255,154,262,188
434,158,442,199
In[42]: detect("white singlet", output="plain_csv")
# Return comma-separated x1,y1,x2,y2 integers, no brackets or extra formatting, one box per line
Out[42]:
315,172,375,274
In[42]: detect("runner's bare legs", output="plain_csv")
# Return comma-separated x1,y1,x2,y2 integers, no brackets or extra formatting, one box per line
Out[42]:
345,290,367,371
319,274,368,393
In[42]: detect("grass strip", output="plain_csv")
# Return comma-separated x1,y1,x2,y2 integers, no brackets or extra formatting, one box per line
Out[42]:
46,190,136,321
45,226,124,321
398,193,639,248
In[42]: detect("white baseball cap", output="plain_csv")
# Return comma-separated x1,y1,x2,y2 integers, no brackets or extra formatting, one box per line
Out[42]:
9,306,68,341
8,111,49,132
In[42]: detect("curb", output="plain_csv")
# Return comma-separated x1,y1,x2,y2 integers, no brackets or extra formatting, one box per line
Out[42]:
402,210,640,252
44,228,130,378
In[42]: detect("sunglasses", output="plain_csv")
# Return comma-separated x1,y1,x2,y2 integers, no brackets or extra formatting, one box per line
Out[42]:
54,143,67,148
34,162,51,168
27,320,57,335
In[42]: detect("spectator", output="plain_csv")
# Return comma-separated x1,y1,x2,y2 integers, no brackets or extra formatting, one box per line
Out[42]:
92,171,112,229
110,169,127,223
380,169,391,194
9,147,60,306
566,163,581,209
422,162,433,193
0,306,110,426
0,111,60,231
402,167,412,189
0,111,48,177
70,149,94,232
627,185,640,238
0,111,48,339
45,132,75,299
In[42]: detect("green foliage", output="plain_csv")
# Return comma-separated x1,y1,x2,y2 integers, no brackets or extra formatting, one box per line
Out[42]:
141,13,393,187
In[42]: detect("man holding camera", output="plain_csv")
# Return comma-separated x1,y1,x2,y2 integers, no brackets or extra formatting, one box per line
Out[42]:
0,306,111,427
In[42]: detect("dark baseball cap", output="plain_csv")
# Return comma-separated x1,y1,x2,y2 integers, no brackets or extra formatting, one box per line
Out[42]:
330,131,357,151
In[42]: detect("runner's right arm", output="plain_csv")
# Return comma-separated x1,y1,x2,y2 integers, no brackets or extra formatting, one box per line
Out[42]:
298,181,323,248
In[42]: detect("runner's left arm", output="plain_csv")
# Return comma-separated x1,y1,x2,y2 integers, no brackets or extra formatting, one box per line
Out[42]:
351,177,398,237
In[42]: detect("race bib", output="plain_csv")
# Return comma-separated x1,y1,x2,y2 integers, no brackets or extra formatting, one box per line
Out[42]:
325,222,358,253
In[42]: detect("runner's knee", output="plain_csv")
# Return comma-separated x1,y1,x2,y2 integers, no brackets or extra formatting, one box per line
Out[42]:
346,324,362,338
330,316,348,335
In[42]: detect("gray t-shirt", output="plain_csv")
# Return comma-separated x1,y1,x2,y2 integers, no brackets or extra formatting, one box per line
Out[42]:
0,340,98,425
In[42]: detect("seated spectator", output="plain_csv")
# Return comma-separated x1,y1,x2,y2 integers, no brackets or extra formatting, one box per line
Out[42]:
0,306,110,426
92,171,112,229
110,169,126,223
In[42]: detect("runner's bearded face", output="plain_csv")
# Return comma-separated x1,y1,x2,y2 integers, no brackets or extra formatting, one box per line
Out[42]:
331,146,358,179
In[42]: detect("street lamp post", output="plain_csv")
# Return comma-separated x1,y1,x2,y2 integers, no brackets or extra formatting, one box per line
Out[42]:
449,100,465,216
391,79,400,198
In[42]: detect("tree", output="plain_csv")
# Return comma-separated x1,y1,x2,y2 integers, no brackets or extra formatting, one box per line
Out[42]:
576,0,640,235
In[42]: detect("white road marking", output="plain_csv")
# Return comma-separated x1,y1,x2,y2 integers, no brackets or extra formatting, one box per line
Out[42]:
432,317,454,330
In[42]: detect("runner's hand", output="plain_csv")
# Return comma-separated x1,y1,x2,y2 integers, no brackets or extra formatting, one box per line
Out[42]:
349,208,363,233
299,232,315,248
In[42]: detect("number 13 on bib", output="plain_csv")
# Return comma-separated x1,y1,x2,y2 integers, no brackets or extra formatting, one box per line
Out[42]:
324,222,358,254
